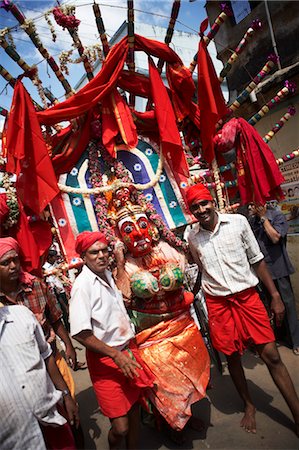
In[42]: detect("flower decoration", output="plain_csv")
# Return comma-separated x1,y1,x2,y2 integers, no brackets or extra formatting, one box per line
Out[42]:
0,172,19,229
251,19,262,31
70,167,78,176
72,197,82,206
145,148,153,156
133,163,142,172
159,174,166,183
58,218,67,227
169,201,177,209
53,6,80,30
180,181,188,189
45,11,57,42
145,193,153,201
284,80,296,95
288,105,296,116
267,53,278,64
220,2,233,16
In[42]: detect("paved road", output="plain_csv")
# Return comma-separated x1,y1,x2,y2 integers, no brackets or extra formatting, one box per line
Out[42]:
72,344,299,449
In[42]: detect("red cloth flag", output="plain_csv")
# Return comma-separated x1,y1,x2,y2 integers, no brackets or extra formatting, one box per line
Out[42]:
197,39,228,163
6,80,59,214
148,57,189,178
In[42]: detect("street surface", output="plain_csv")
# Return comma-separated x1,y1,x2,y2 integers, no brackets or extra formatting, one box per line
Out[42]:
72,344,299,449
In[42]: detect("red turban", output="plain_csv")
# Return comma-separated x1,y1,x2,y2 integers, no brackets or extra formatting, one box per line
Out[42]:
185,183,213,208
0,237,20,259
75,231,108,255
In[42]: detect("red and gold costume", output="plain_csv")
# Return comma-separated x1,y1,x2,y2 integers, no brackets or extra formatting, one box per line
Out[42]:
111,188,210,431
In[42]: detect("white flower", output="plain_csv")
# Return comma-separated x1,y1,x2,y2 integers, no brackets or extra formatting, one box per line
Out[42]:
159,174,166,183
72,197,82,206
180,182,187,188
70,167,78,176
58,218,67,227
145,148,153,156
133,163,142,172
169,201,177,208
71,257,80,264
145,193,153,201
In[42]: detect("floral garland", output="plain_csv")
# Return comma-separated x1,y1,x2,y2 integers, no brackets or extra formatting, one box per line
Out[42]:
44,11,57,42
53,5,80,30
0,27,15,49
59,43,102,75
88,140,117,246
0,171,19,229
87,137,187,253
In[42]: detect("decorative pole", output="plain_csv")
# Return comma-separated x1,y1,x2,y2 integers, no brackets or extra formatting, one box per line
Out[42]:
248,81,296,126
1,0,72,96
229,55,278,112
92,1,110,57
263,106,296,143
0,36,51,107
218,19,262,83
0,63,16,88
157,0,181,73
53,5,94,81
189,3,232,73
127,0,135,107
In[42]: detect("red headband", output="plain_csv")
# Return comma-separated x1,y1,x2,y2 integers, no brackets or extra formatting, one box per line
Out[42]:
0,237,20,260
75,231,108,256
185,184,213,209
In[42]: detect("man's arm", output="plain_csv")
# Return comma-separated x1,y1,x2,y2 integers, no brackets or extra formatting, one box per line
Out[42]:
253,259,285,325
45,354,79,428
255,205,281,243
73,330,141,379
52,319,77,369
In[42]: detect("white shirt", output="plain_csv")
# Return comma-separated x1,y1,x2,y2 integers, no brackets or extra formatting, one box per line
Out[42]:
43,261,65,294
70,265,135,351
0,305,66,450
188,213,264,296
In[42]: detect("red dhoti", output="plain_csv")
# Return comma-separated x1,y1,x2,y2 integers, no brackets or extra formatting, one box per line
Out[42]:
205,287,275,355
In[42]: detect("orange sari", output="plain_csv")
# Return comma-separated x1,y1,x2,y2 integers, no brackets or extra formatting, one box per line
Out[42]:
136,311,210,430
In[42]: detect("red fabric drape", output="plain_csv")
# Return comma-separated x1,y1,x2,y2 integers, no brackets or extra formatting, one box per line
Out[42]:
6,81,59,214
197,40,228,163
148,57,189,178
236,119,285,204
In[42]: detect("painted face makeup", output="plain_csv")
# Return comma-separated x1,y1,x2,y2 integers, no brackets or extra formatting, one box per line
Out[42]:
118,213,153,257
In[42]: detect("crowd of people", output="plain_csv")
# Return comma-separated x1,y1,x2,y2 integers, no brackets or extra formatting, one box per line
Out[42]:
1,183,299,449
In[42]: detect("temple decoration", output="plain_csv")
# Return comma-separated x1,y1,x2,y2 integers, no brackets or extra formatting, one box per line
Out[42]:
127,0,136,107
189,3,232,73
157,0,181,73
218,19,262,83
263,106,296,143
2,1,72,95
53,5,94,81
229,54,278,113
0,171,19,229
248,80,296,125
92,2,110,57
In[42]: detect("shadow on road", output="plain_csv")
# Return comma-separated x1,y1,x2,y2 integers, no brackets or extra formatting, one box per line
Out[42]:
76,386,102,449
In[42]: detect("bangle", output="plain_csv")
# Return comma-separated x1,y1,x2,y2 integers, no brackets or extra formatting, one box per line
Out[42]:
61,388,70,398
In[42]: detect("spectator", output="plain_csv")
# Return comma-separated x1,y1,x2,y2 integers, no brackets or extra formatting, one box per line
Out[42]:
248,202,299,355
185,183,299,436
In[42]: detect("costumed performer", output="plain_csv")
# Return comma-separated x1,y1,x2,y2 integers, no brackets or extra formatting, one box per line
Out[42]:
110,186,210,434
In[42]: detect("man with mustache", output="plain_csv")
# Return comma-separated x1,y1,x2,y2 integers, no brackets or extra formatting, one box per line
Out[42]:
69,231,154,450
185,183,299,437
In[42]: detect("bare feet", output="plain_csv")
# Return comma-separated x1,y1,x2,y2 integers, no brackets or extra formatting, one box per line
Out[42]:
240,405,256,433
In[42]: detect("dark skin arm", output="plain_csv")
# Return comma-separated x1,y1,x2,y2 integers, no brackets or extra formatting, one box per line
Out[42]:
52,319,77,369
253,259,285,325
45,354,79,428
255,205,281,244
73,330,141,379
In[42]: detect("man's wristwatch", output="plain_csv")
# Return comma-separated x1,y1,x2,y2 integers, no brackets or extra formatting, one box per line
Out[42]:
260,216,267,224
61,388,71,398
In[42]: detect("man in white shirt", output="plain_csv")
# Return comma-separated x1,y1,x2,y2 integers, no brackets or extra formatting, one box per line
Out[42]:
185,183,299,437
0,304,79,449
69,231,154,450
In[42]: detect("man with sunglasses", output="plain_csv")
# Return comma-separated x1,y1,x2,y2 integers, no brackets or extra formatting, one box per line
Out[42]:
185,183,299,437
